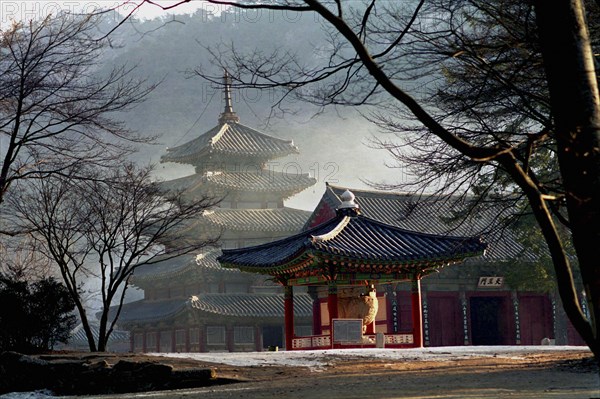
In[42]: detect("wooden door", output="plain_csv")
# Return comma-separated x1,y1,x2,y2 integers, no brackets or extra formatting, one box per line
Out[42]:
519,294,553,345
427,293,462,347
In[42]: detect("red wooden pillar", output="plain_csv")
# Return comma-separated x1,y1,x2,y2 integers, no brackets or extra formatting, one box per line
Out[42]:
254,325,263,352
328,281,338,347
284,284,294,350
199,327,206,353
185,328,190,352
411,277,423,347
226,326,234,352
327,281,339,321
308,286,322,335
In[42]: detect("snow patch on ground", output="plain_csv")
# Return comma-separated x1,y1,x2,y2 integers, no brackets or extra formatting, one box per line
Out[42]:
151,345,588,368
0,391,55,399
0,346,590,398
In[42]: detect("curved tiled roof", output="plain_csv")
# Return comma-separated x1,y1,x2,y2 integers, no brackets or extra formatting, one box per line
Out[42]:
117,298,190,324
205,170,316,194
116,293,313,324
158,170,316,196
161,122,299,165
130,250,239,284
304,184,528,261
189,293,313,317
201,207,311,232
131,253,196,281
67,322,130,345
218,212,487,275
157,173,205,193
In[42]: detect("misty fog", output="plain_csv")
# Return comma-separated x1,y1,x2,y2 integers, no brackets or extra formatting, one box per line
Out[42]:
98,8,410,211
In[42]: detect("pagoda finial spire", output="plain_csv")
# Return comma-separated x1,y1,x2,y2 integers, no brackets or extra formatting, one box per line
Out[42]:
219,69,240,124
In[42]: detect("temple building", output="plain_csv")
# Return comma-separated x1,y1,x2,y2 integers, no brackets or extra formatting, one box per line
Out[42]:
114,73,585,352
117,73,317,352
301,184,587,347
219,190,487,350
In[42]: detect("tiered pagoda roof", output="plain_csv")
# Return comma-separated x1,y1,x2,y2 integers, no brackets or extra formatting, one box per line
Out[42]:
159,70,315,207
161,72,300,169
205,170,315,194
159,170,316,199
130,250,240,286
161,122,300,166
184,208,312,234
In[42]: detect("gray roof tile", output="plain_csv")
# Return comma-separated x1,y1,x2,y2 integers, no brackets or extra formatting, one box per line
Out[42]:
218,211,486,273
205,170,316,194
200,207,311,232
306,184,528,261
158,170,316,196
161,122,298,164
116,293,313,324
116,298,190,324
131,249,239,283
189,293,313,317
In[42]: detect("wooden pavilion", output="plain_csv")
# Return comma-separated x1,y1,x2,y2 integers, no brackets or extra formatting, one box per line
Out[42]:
218,190,487,350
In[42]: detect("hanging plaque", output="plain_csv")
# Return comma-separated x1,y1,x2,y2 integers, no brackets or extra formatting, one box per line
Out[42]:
477,276,504,288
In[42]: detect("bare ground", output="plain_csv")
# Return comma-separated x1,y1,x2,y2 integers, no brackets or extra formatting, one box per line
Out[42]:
53,349,600,399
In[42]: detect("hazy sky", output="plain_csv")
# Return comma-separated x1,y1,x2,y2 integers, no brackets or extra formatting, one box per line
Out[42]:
1,1,209,27
0,0,405,211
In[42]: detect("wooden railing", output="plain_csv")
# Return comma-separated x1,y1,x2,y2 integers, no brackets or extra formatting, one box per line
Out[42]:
291,333,414,350
291,335,331,349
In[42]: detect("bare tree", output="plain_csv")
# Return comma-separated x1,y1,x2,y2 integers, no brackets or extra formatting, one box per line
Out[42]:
7,163,220,352
0,12,155,210
0,237,54,281
135,0,600,361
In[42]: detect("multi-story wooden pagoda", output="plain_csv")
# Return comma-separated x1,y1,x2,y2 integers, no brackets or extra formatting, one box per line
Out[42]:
117,72,317,353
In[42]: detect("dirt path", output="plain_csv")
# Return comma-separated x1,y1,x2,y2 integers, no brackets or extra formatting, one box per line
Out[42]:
71,350,599,399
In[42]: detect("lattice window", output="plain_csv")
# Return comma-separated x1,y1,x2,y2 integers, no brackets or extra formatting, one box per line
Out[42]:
189,328,200,344
146,332,157,352
159,331,172,352
295,325,313,337
133,333,144,352
234,326,254,344
175,329,186,352
206,326,226,345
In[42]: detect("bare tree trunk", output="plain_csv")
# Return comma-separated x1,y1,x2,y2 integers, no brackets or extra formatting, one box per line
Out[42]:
534,0,600,359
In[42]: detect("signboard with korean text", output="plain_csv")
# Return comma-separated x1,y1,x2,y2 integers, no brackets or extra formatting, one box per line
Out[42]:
477,276,504,288
332,319,363,343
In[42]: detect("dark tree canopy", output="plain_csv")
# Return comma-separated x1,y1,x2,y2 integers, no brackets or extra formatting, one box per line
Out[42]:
0,277,76,354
